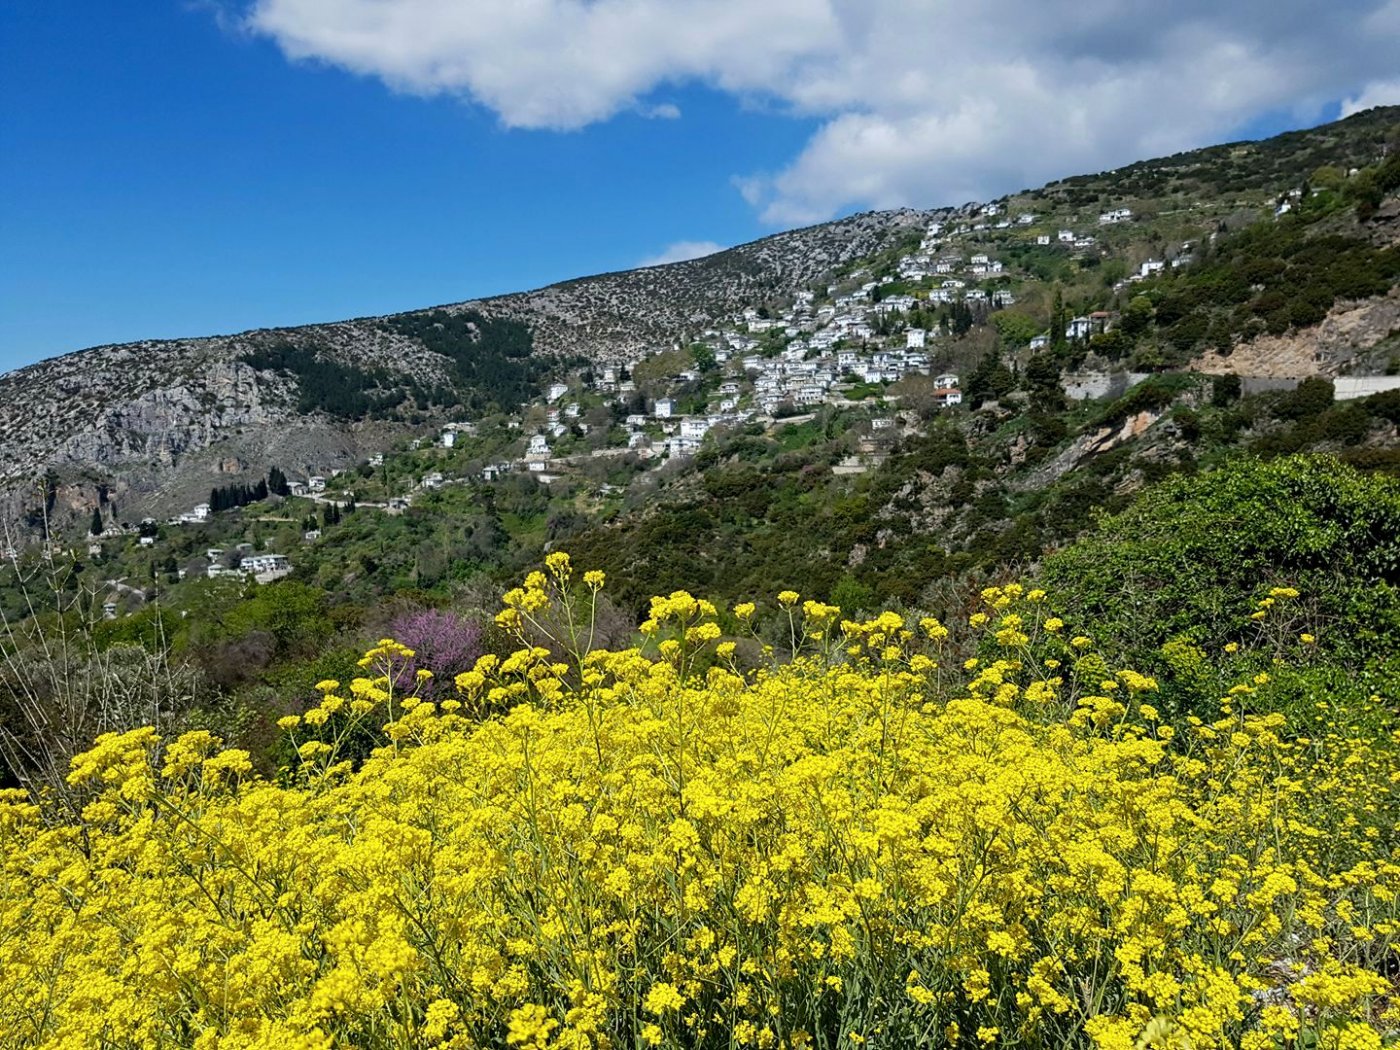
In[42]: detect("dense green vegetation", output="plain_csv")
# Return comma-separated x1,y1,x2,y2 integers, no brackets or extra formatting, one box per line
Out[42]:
1039,104,1398,203
1042,456,1400,660
1142,217,1399,358
242,312,574,421
388,309,573,414
564,383,1400,614
243,343,420,419
209,478,269,512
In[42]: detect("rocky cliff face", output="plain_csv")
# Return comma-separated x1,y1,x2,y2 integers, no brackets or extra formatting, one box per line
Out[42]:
0,208,931,535
1192,286,1400,379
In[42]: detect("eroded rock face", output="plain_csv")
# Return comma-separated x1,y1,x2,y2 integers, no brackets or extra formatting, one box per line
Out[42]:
1192,286,1400,379
1020,410,1166,492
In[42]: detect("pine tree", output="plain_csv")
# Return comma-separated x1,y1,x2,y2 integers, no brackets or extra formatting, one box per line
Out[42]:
89,507,104,536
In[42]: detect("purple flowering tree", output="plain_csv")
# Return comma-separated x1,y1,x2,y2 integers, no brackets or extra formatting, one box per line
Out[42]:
385,608,485,699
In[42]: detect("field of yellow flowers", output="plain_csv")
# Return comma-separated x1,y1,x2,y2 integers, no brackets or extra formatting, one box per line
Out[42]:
2,555,1397,1050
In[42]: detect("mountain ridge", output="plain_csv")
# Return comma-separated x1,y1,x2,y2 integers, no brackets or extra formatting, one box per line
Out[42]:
2,106,1397,537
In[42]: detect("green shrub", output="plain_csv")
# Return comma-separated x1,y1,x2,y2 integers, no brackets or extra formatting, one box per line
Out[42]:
1040,455,1400,663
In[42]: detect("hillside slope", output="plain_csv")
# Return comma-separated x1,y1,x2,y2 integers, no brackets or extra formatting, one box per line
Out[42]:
1,106,1396,536
0,210,930,530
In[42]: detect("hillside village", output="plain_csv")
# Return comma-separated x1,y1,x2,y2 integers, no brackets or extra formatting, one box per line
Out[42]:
5,108,1400,613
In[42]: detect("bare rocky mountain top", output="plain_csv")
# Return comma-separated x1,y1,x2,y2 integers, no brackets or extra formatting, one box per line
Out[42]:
471,209,933,359
0,323,449,483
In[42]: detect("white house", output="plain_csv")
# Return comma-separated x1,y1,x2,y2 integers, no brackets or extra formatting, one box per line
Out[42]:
1057,229,1076,243
906,329,927,349
654,397,676,418
934,373,960,389
1036,234,1052,246
1098,208,1133,225
1066,316,1093,340
308,476,326,492
680,418,712,441
244,554,292,582
547,382,570,402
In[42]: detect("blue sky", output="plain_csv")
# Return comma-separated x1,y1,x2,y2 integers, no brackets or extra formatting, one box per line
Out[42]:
2,1,1397,372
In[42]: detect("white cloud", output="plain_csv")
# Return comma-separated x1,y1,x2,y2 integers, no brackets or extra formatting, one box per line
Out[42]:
1342,78,1400,117
239,0,1400,223
638,240,725,267
640,102,682,120
243,0,836,129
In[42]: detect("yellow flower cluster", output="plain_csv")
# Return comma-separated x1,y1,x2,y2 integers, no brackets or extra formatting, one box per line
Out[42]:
1,561,1396,1050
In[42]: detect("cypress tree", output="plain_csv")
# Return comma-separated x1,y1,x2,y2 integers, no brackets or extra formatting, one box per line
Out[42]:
267,466,290,497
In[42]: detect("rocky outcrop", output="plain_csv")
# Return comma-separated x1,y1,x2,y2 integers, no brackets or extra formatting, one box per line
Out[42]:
1019,410,1165,491
1192,286,1400,379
